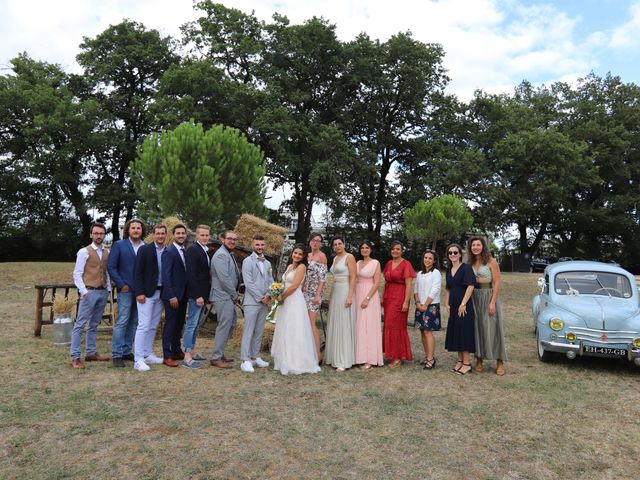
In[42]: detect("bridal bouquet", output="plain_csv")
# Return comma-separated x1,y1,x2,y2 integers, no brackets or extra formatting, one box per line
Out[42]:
265,282,284,323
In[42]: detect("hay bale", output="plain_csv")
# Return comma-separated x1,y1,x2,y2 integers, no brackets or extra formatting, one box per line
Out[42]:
228,318,275,352
234,214,287,256
143,216,194,246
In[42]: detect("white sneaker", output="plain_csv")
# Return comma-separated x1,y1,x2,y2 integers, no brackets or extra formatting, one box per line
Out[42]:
134,360,150,372
145,354,163,364
254,357,269,368
240,360,255,373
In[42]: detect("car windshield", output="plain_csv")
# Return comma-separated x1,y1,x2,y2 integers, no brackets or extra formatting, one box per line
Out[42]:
554,271,633,298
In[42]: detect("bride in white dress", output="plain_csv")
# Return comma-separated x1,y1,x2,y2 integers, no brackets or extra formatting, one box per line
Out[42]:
271,245,321,375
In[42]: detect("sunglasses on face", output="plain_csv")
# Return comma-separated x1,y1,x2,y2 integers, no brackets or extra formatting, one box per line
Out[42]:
448,251,460,255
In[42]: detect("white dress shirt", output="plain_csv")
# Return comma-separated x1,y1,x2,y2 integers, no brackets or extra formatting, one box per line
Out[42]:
73,243,111,295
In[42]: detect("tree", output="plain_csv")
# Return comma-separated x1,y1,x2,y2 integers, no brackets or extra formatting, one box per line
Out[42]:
77,20,179,239
132,121,265,229
464,84,596,254
404,195,473,250
555,74,640,262
181,6,354,242
0,54,103,238
333,32,450,244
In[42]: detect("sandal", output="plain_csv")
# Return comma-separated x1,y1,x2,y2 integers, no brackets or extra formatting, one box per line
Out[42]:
451,361,462,372
455,363,472,375
388,360,402,368
496,360,506,376
423,358,436,370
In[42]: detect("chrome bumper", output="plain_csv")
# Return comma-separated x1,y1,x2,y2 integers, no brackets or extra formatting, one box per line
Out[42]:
541,339,640,361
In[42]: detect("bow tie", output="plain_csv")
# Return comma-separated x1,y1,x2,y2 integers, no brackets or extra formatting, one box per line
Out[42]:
257,255,265,261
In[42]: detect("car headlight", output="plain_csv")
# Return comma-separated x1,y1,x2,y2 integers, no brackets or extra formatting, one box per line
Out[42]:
549,317,564,331
566,332,576,342
633,338,640,348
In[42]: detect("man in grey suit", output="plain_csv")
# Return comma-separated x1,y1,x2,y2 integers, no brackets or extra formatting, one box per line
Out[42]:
240,234,274,373
209,230,241,369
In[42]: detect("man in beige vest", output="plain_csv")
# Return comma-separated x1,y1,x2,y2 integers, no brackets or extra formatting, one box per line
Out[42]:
70,222,111,369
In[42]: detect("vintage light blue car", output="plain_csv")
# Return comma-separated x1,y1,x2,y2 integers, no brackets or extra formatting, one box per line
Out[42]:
532,261,640,365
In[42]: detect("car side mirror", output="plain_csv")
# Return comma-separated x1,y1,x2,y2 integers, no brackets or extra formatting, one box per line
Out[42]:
537,277,546,294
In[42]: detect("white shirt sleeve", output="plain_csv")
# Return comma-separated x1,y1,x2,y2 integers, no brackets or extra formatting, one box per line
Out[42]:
414,273,422,295
105,250,111,292
428,269,442,303
73,248,90,295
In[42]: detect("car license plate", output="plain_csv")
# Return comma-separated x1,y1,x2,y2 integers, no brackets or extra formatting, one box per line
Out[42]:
583,345,627,356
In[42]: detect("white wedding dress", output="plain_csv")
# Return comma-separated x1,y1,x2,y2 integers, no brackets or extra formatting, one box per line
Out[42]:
271,268,321,375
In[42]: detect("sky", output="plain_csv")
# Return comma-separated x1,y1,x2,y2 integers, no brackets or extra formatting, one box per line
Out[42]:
1,0,639,100
1,0,639,209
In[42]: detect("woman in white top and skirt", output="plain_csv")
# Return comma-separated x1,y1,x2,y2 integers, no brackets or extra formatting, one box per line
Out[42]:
413,250,442,370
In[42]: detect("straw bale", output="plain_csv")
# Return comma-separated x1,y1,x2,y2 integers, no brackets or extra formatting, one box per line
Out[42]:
234,214,287,255
143,216,194,245
228,318,275,352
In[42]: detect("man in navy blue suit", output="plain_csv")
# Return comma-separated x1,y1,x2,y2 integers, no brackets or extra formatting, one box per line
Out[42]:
108,219,146,368
133,224,167,372
181,224,211,369
160,223,188,367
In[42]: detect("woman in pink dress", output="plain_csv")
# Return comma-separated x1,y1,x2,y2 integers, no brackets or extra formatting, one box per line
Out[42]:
355,241,383,368
382,240,416,367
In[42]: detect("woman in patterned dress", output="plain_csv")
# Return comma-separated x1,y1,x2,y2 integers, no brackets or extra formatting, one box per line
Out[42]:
303,232,327,364
413,250,442,370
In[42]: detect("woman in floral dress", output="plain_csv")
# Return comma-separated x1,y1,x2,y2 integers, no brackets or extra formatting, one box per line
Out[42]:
303,232,327,363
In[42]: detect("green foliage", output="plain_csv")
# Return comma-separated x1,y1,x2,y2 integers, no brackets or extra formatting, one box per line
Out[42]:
332,32,450,242
132,122,265,229
0,54,101,237
404,195,473,250
77,19,179,238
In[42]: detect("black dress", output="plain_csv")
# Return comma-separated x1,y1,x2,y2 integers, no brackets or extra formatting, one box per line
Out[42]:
444,263,476,352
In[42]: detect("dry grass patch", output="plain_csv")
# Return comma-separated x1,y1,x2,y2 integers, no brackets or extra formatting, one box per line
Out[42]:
1,264,639,479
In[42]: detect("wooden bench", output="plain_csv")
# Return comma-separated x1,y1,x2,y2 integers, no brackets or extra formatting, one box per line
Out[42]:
34,284,116,337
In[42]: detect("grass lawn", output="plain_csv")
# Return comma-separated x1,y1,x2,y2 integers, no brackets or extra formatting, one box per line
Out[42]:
1,262,639,479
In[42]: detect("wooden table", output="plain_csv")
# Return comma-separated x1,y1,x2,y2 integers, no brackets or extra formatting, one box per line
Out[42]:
34,284,116,336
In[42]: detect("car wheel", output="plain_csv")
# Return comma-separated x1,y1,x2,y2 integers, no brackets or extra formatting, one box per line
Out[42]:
537,331,555,362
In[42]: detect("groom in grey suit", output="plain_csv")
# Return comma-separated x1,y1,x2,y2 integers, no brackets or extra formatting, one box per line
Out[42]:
209,231,241,369
240,235,274,373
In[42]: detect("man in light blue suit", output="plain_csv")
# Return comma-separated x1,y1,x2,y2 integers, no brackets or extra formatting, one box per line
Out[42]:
209,231,241,369
240,235,274,373
108,219,146,368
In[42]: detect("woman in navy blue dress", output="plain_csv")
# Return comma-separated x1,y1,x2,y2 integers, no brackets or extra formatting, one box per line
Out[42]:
444,243,476,375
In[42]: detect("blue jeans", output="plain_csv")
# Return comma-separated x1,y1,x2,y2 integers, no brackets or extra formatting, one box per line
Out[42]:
111,290,138,358
70,289,109,359
183,299,204,353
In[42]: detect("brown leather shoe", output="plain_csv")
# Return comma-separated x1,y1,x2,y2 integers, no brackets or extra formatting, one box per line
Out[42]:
171,353,185,361
85,353,109,362
71,359,85,369
163,358,179,367
221,355,234,362
210,358,231,369
475,358,484,373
